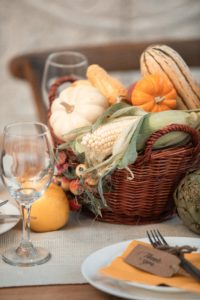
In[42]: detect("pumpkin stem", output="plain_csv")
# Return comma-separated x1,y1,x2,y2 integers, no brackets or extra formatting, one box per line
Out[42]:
61,102,74,113
155,96,165,104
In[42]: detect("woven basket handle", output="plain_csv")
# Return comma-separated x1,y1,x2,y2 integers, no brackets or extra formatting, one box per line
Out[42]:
48,75,77,106
136,123,200,165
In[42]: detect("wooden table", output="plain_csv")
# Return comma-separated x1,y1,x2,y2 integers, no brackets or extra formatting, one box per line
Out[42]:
0,284,121,300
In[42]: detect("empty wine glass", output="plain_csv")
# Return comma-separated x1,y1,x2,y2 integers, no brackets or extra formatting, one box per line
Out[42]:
0,122,54,266
42,51,88,108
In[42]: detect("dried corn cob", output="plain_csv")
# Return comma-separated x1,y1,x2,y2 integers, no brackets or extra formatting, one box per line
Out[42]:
81,116,139,163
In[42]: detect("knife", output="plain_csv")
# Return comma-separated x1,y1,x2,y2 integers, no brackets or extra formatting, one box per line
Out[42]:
0,214,36,220
0,214,20,220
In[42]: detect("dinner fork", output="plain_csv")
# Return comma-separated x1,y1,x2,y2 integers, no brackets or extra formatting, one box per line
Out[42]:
146,229,200,282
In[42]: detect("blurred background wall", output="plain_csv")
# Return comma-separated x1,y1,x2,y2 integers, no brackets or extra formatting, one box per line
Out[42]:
0,0,199,195
0,0,200,131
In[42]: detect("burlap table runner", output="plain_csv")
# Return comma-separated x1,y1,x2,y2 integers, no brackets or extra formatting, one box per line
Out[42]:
0,212,198,288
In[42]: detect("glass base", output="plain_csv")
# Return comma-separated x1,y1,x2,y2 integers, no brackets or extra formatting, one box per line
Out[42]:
2,245,51,267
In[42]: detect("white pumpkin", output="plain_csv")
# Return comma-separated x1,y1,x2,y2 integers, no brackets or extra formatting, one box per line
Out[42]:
50,82,108,141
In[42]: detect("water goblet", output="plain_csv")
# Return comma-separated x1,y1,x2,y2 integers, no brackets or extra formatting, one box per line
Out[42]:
0,121,54,266
42,51,88,108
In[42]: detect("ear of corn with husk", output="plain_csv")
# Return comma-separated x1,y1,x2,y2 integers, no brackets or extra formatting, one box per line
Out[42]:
136,109,200,151
81,116,141,164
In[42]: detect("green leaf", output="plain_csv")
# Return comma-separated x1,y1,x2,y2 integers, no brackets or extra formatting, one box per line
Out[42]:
112,118,139,156
83,189,102,216
109,106,147,120
58,125,91,150
92,102,130,131
97,165,116,207
118,117,145,168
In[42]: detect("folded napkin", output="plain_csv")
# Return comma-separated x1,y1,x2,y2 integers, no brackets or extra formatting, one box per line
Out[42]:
100,240,200,294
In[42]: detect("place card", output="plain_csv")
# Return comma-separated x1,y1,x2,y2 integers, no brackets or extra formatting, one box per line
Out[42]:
124,244,180,277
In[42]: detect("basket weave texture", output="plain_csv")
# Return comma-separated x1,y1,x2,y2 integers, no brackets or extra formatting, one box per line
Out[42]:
101,124,200,224
48,77,200,225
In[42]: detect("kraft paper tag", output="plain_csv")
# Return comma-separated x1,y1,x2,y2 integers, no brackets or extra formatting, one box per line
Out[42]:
124,244,180,277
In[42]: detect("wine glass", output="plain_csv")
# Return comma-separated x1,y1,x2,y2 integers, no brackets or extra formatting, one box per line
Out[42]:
42,51,88,108
0,121,54,266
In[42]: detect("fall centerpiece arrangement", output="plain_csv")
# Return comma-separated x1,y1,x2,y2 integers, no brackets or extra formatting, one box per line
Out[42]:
48,44,200,230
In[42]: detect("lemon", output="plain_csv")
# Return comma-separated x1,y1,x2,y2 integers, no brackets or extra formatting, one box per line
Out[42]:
30,183,70,232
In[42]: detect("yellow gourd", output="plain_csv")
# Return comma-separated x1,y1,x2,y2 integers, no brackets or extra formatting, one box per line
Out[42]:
30,183,70,232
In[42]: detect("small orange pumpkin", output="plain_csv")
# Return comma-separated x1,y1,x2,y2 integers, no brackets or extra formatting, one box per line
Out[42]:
131,73,177,112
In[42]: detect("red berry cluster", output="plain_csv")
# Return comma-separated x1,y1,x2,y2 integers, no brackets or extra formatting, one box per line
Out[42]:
53,150,83,211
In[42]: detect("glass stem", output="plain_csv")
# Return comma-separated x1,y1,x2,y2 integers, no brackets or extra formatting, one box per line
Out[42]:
16,202,37,259
21,204,31,244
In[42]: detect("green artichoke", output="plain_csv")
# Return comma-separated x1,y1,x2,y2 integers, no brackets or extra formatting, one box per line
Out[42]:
174,170,200,235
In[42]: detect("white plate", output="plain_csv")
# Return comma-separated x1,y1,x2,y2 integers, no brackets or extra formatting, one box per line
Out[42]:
81,237,200,300
0,201,20,234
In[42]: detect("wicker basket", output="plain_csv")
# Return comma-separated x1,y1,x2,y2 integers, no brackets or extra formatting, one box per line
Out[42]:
100,124,200,224
48,77,200,225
